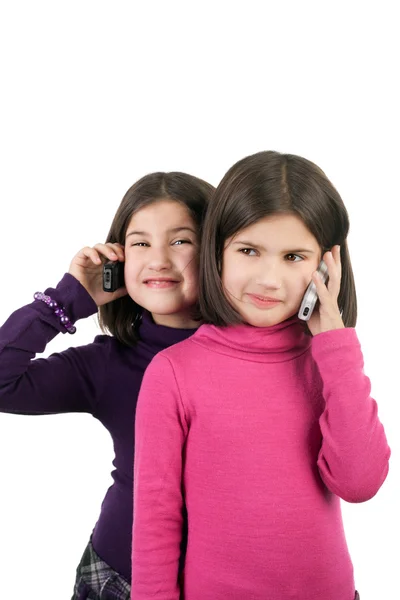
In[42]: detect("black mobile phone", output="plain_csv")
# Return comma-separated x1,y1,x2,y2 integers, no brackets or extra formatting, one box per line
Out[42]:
103,261,125,292
298,260,329,321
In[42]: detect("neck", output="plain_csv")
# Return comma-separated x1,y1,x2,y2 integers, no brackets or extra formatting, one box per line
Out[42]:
193,314,311,363
151,310,202,330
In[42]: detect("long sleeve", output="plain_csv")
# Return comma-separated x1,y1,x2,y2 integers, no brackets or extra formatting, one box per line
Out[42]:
0,273,104,415
132,353,188,600
312,327,391,503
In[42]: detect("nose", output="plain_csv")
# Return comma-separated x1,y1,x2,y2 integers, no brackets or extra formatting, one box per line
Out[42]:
255,259,282,289
147,246,173,271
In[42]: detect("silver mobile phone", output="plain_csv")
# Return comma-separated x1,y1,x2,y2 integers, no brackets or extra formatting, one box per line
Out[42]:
298,260,328,321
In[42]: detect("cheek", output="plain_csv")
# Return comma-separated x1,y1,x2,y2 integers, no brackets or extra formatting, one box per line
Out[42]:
178,249,199,277
222,262,241,292
290,266,316,297
123,255,142,285
184,257,200,285
124,257,135,276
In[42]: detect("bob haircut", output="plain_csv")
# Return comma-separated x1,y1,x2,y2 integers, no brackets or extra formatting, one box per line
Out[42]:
99,171,215,346
199,150,357,329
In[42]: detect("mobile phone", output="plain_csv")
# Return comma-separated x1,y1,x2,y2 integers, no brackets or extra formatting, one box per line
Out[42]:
298,260,328,321
103,261,125,292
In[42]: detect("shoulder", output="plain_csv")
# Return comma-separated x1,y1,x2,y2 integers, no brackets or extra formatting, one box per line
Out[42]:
73,333,131,363
143,331,210,392
140,336,200,386
152,334,200,363
90,333,122,350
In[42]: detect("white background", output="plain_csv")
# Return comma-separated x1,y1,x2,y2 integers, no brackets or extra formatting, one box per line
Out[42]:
0,2,399,598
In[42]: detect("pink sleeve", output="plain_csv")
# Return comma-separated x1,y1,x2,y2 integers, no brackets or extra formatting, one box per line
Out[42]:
312,327,391,503
131,353,188,600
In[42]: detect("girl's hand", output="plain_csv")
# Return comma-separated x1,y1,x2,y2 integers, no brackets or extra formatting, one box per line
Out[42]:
68,243,127,307
307,245,345,336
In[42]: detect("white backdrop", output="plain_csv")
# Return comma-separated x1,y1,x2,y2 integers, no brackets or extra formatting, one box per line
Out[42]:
0,2,398,598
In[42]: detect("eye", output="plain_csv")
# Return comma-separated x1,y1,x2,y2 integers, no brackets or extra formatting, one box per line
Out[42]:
239,247,258,256
130,242,149,247
285,253,303,262
173,239,192,246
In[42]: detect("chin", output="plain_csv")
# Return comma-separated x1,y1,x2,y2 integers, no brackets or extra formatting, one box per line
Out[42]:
240,307,296,328
146,298,195,317
246,316,282,328
144,302,181,316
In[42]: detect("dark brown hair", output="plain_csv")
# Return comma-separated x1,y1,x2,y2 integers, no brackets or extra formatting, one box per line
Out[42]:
99,172,215,346
199,151,357,328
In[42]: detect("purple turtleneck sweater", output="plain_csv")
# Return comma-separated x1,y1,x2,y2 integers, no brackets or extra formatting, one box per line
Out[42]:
0,273,198,581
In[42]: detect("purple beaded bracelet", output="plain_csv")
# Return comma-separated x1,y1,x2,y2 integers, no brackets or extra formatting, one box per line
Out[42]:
33,292,76,334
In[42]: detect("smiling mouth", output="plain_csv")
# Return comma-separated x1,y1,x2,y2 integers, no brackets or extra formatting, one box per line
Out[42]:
143,278,180,288
247,294,282,307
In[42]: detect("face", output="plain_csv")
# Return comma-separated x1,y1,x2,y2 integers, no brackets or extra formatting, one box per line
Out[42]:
222,213,321,328
124,199,200,328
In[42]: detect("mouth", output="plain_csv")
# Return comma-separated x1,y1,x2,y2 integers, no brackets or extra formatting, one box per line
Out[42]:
143,277,180,289
247,294,283,308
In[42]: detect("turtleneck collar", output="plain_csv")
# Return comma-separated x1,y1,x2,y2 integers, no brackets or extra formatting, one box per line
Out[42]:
192,315,311,363
137,310,199,353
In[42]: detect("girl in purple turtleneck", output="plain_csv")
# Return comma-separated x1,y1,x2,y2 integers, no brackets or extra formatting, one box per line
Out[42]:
131,152,391,600
0,171,214,599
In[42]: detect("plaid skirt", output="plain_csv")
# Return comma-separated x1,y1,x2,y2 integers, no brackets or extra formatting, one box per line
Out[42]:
71,539,360,600
71,540,130,600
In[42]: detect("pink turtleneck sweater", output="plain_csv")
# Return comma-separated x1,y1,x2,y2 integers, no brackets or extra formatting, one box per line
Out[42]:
131,317,390,600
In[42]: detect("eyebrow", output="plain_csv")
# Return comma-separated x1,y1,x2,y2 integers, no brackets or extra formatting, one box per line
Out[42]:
231,240,315,254
126,226,197,239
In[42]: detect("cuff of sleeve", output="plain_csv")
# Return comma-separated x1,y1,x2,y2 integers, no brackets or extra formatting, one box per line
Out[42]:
44,273,98,323
311,327,361,361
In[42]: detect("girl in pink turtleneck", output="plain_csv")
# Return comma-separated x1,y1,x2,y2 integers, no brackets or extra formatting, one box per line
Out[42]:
131,151,390,600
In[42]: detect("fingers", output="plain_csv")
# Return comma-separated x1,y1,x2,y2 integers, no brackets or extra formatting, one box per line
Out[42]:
331,244,342,278
312,268,331,302
307,245,344,334
78,243,125,266
322,245,341,299
93,242,125,262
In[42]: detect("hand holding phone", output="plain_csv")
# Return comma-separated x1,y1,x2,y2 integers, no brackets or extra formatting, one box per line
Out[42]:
69,242,126,306
298,260,328,321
